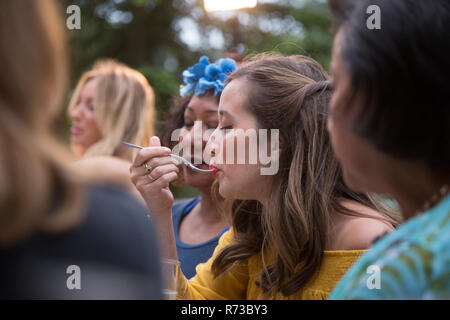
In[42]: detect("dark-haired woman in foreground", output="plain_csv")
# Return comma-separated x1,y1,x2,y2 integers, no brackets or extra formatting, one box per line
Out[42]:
327,0,450,299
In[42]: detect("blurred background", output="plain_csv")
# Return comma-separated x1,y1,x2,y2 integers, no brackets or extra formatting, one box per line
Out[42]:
60,0,333,199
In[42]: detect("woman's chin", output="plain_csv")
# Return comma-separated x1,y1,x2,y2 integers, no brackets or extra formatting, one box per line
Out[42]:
70,136,80,145
218,183,237,200
71,136,89,148
218,182,259,201
183,166,214,188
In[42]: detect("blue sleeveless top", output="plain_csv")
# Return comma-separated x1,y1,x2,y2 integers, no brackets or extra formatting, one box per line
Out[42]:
172,197,230,279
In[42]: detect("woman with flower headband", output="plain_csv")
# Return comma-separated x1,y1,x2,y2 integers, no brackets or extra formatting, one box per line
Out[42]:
131,53,400,299
135,56,237,279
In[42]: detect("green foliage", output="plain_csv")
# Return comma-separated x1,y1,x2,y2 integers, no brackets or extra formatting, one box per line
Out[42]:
62,0,332,116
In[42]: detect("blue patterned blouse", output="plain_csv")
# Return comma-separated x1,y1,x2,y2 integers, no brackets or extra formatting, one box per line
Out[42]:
329,194,450,299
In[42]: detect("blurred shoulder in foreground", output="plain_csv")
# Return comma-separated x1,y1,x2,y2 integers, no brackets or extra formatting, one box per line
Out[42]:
72,156,143,202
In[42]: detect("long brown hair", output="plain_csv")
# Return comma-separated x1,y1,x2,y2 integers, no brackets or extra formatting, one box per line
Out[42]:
211,54,399,297
0,0,84,246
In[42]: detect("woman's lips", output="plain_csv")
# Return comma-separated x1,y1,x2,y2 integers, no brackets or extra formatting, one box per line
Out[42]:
209,165,220,179
71,126,82,135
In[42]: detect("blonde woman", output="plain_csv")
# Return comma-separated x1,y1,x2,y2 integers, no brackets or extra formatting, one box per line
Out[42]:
0,0,161,299
68,60,155,197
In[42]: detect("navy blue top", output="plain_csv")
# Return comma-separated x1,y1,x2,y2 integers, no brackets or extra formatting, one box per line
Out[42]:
172,197,230,279
0,185,162,299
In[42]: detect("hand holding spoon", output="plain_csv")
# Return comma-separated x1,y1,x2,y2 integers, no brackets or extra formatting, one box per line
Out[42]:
122,141,214,173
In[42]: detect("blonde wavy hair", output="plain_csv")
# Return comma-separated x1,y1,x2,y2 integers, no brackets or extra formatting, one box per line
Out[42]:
0,0,84,246
68,60,155,161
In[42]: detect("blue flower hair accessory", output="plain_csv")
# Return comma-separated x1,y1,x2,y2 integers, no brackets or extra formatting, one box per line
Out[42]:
180,56,238,98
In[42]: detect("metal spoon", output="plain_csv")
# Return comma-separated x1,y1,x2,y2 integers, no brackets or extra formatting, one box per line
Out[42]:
122,142,214,173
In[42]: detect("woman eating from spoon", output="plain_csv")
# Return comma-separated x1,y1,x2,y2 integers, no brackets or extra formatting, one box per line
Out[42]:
130,56,237,279
131,54,399,299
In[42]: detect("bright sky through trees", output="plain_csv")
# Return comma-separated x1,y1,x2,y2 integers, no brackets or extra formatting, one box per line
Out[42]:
204,0,257,12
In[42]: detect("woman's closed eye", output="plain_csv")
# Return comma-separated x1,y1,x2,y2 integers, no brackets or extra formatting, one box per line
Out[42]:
184,121,218,130
206,123,219,130
81,97,95,111
219,125,233,130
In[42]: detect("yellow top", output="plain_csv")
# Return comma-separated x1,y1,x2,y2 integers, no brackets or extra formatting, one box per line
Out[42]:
177,228,365,300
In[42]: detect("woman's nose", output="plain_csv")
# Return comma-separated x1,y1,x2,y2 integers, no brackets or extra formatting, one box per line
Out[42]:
70,104,83,120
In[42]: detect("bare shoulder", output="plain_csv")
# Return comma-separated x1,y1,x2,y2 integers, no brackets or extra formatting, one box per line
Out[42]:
77,155,130,168
72,156,142,200
328,200,395,251
74,156,131,181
